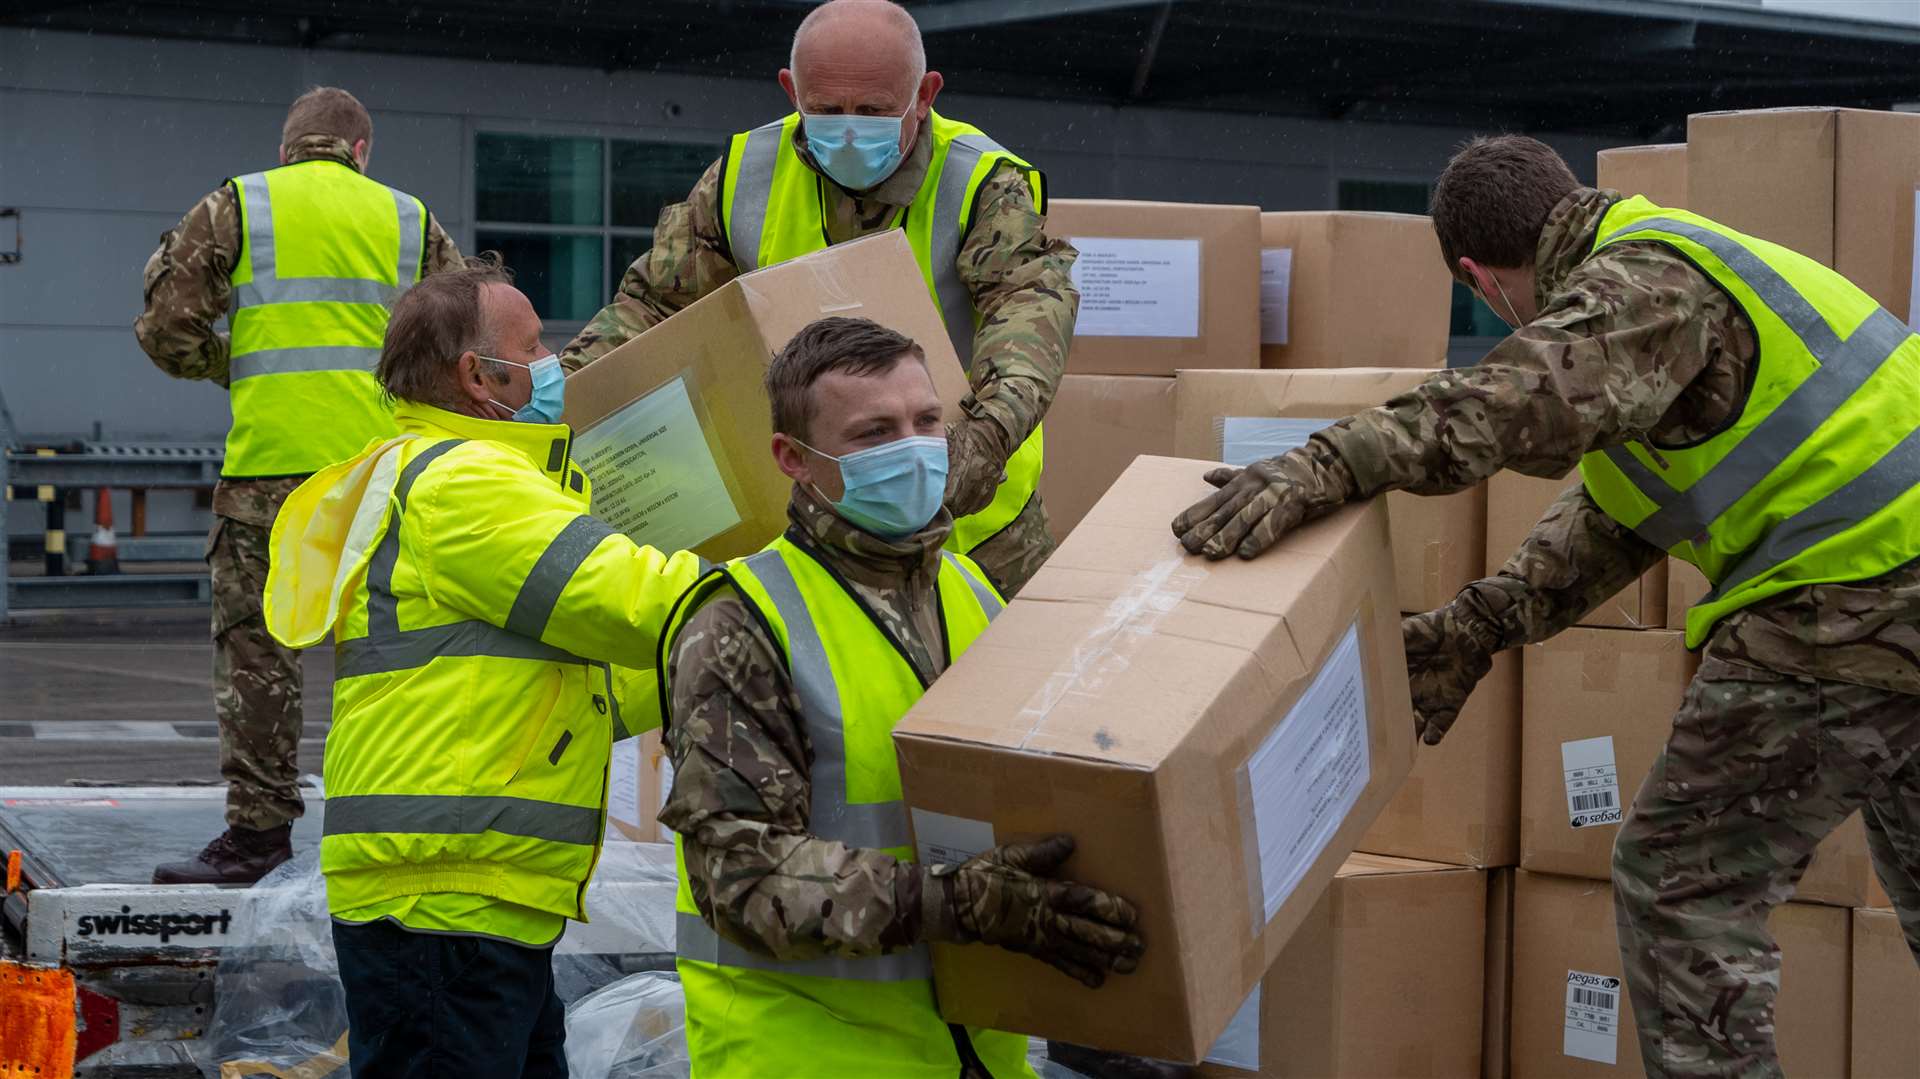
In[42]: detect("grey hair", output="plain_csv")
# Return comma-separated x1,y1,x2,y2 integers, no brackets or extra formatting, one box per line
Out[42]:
790,0,926,94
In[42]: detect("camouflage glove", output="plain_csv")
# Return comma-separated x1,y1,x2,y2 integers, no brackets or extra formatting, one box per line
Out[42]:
944,415,1014,518
923,834,1144,988
1171,444,1358,561
1403,602,1503,745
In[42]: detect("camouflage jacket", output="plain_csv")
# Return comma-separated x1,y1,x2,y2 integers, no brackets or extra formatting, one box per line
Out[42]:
136,134,464,523
1316,187,1920,693
659,489,959,960
559,116,1078,512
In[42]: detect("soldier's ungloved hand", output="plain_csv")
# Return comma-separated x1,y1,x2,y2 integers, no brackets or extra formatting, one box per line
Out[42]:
923,834,1144,988
1170,444,1357,561
1403,602,1502,745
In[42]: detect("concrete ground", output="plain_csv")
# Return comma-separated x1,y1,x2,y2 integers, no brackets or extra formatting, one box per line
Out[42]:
0,604,332,787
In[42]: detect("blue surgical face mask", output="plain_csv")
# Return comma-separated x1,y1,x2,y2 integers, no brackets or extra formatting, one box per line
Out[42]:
801,104,912,191
481,354,566,424
797,434,948,540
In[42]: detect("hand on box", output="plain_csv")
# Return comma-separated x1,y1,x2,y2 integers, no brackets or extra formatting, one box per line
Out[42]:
925,834,1144,988
1402,604,1500,745
1170,445,1357,560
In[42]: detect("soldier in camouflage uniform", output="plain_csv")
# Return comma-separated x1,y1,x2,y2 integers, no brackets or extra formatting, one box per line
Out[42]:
135,89,462,884
1173,135,1920,1078
561,0,1076,599
662,318,1143,1078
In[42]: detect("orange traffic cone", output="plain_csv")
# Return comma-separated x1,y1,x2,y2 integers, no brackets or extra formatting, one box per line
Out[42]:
89,487,119,575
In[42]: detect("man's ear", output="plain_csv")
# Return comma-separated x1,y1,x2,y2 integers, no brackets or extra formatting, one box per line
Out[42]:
277,143,289,166
779,69,800,111
916,71,943,119
771,432,811,485
353,138,371,170
456,350,492,404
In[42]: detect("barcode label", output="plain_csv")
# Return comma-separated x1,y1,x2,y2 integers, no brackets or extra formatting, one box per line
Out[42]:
1563,970,1622,1065
1561,736,1623,828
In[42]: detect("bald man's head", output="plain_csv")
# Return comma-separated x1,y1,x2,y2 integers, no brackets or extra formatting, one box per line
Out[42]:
790,0,925,96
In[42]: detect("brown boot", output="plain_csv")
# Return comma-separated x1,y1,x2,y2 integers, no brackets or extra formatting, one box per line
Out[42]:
152,824,293,885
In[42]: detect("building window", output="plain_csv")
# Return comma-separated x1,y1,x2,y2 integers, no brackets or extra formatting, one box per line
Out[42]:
1335,178,1507,338
474,133,712,325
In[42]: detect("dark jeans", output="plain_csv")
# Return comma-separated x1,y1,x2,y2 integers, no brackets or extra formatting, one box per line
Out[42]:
331,918,566,1079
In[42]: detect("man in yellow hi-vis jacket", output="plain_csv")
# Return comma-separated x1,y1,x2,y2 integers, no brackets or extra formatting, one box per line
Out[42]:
264,257,701,1078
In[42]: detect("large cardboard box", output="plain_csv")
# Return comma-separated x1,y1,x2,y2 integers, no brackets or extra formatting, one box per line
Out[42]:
1665,558,1710,633
1047,200,1262,377
1688,107,1920,319
1510,872,1850,1078
894,456,1415,1061
1595,144,1686,206
1851,908,1920,1078
1487,470,1667,629
1040,375,1178,541
1361,649,1520,868
1256,212,1450,369
560,230,971,562
1172,368,1485,614
1197,854,1487,1078
1484,868,1516,1079
1520,627,1876,906
606,730,667,843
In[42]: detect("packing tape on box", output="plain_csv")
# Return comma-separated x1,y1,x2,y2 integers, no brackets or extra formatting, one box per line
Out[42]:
1212,416,1334,469
1011,555,1205,751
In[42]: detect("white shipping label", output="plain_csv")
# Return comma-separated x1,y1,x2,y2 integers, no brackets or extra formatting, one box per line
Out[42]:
1260,247,1293,345
1244,623,1370,922
1202,984,1262,1070
574,376,742,553
1909,188,1920,333
1561,736,1623,829
658,756,675,812
1563,969,1623,1065
911,809,995,866
1068,236,1203,338
607,737,642,828
1218,416,1333,468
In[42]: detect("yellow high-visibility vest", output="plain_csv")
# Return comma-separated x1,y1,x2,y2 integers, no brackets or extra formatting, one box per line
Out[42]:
1580,196,1920,646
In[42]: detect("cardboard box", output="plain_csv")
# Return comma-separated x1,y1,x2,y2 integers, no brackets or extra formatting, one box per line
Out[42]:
1047,200,1261,377
1510,871,1849,1078
1256,212,1451,369
606,730,667,843
1688,107,1920,320
1361,649,1520,868
560,230,971,562
894,456,1415,1061
1172,368,1485,614
1197,854,1487,1078
1665,558,1710,632
1486,470,1667,628
1519,627,1876,906
1851,908,1920,1078
1595,144,1686,206
1484,868,1516,1079
1039,375,1178,542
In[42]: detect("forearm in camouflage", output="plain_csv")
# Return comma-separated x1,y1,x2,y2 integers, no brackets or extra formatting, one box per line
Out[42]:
560,158,736,372
1473,483,1666,646
660,594,926,960
956,165,1078,455
135,186,236,384
423,214,464,275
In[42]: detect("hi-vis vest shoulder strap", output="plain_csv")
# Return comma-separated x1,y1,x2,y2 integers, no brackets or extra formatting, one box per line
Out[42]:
225,161,425,477
1578,196,1920,647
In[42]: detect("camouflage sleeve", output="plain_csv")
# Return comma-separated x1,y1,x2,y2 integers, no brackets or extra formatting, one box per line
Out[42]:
135,185,236,384
559,157,737,372
659,592,926,960
1313,243,1723,498
422,213,464,275
1462,482,1667,648
945,164,1079,509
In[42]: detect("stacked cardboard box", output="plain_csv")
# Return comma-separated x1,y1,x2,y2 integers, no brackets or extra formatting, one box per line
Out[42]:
1039,375,1179,541
1596,143,1686,205
1851,907,1920,1077
1256,212,1452,369
1485,472,1668,630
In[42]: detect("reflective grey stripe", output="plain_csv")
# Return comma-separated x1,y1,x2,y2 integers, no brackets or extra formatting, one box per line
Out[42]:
394,190,425,285
504,515,617,639
941,551,1004,617
674,910,933,982
726,121,785,272
235,277,399,307
927,133,1005,366
742,550,911,851
1596,217,1919,549
365,440,464,638
1706,422,1920,602
602,662,630,741
324,793,601,845
235,171,275,285
230,345,381,381
1601,445,1676,499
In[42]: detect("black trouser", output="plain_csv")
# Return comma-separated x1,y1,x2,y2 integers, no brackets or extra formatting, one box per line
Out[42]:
331,917,566,1079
